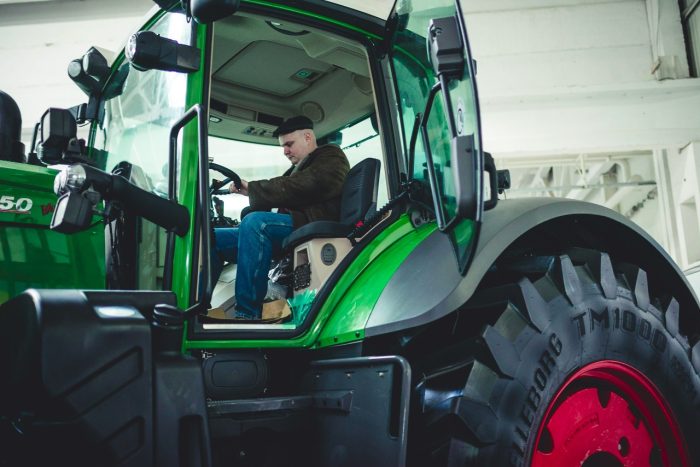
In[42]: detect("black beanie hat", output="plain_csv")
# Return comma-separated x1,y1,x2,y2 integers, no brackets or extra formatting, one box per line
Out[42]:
273,115,314,137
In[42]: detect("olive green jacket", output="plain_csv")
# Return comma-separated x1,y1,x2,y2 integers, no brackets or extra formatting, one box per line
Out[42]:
247,145,350,228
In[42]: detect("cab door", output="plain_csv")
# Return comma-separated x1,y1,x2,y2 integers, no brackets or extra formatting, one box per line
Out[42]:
93,9,208,307
388,0,483,274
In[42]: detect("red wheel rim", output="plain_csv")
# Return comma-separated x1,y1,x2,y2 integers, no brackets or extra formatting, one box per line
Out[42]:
531,360,689,466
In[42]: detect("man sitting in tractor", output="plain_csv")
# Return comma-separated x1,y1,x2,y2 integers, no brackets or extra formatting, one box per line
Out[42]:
211,116,350,320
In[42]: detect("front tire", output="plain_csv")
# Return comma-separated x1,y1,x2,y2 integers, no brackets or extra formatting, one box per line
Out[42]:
417,249,700,466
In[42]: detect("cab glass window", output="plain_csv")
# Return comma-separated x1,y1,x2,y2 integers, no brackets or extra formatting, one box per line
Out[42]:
96,12,192,196
93,12,192,290
390,1,482,270
208,115,387,222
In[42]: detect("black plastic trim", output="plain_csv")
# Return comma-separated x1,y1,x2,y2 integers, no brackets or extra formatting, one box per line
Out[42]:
208,395,312,416
306,355,411,465
368,44,403,199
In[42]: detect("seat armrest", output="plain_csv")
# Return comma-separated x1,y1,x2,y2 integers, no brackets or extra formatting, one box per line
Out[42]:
282,221,352,250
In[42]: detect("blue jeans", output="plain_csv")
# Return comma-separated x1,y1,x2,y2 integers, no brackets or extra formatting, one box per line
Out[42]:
211,211,293,319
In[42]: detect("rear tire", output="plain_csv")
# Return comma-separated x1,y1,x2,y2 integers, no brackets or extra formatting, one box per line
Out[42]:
415,249,700,466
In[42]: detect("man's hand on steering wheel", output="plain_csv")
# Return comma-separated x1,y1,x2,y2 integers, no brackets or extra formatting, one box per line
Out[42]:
209,162,242,194
229,179,249,196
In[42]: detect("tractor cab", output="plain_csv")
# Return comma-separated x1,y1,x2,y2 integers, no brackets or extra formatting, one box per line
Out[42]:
201,10,390,321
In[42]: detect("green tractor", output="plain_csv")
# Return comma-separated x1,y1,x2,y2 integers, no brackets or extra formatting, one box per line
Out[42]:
2,0,700,465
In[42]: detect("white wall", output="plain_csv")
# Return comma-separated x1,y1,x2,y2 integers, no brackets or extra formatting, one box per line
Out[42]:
464,0,700,155
463,0,700,264
0,0,152,141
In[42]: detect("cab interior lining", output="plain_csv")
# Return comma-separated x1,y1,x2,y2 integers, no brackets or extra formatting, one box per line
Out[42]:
209,12,375,144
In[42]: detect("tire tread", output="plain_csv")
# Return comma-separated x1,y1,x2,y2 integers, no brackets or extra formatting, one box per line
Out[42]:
413,248,700,466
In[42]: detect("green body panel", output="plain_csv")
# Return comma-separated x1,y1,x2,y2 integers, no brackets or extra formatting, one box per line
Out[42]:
183,215,437,350
315,218,437,348
171,23,209,310
0,161,104,304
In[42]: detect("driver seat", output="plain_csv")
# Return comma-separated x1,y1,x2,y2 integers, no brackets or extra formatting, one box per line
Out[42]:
281,157,380,294
282,157,380,250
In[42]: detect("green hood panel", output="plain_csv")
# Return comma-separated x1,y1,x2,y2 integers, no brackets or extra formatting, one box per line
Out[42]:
0,161,105,304
0,162,60,227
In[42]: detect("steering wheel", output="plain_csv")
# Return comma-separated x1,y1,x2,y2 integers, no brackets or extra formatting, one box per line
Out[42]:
209,162,242,194
209,162,242,227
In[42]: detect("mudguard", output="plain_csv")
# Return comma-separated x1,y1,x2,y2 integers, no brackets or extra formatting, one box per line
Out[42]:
365,198,700,336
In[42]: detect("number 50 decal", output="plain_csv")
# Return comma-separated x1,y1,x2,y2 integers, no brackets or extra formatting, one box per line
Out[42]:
0,195,33,213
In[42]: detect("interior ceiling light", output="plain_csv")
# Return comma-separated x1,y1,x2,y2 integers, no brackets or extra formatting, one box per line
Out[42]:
209,115,222,123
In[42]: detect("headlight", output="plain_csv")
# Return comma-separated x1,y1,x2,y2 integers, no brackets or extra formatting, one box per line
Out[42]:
54,164,87,196
125,31,199,73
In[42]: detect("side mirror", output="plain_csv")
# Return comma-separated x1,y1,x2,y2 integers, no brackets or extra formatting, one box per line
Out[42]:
189,0,240,24
126,31,200,73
